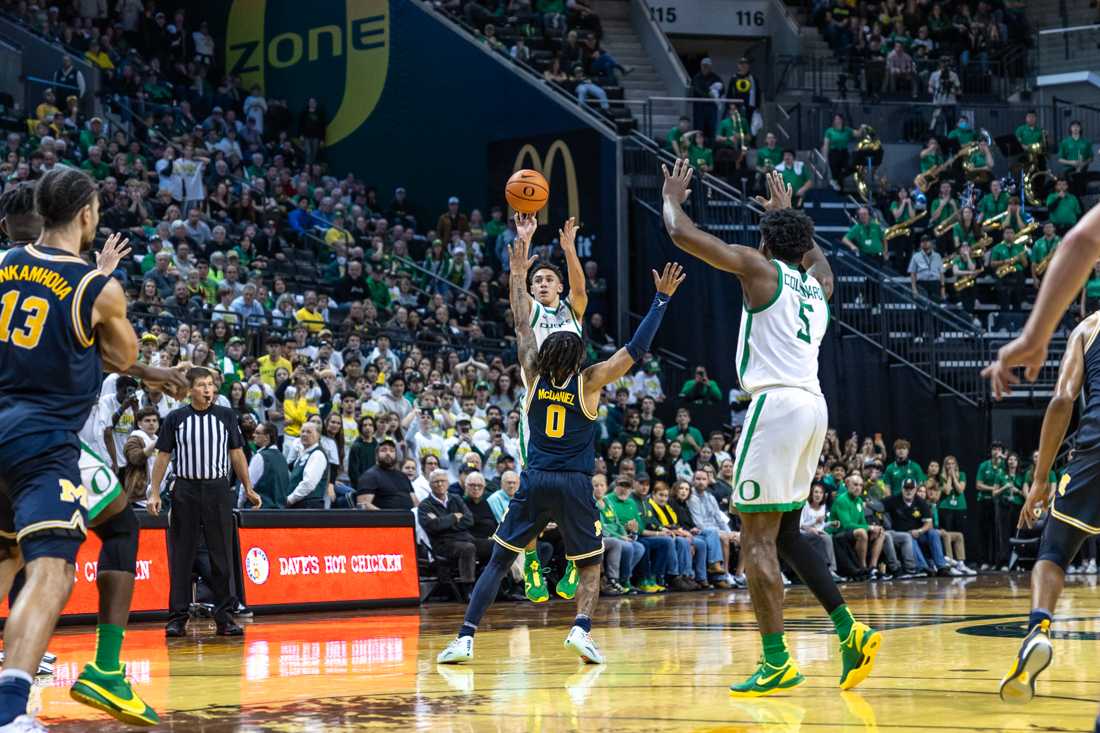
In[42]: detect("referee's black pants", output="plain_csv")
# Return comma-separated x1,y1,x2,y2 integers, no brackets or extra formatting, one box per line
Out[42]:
168,477,236,625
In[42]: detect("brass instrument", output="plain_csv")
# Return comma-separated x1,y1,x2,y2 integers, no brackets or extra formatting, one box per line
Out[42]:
981,209,1010,232
953,267,983,291
995,251,1028,278
963,132,993,184
1023,140,1044,163
854,126,883,204
885,210,927,242
970,233,992,261
1035,249,1055,276
933,206,962,237
915,143,977,192
1023,167,1053,208
1012,220,1040,246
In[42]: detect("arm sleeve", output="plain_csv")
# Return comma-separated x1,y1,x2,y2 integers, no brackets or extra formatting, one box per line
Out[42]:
287,452,327,504
155,411,177,452
248,453,265,487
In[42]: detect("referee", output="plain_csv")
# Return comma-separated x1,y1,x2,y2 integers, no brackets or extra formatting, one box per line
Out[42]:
148,367,260,637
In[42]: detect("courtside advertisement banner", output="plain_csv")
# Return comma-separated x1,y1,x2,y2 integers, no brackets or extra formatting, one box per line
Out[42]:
238,525,418,607
0,528,170,618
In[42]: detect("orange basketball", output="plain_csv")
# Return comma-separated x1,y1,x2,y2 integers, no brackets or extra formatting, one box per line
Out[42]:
505,169,549,214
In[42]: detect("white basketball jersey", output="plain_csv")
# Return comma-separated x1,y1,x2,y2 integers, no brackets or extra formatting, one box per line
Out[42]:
735,260,829,395
530,295,583,349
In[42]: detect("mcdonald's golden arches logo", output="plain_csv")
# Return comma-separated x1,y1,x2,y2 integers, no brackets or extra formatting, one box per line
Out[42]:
225,0,389,147
513,140,580,226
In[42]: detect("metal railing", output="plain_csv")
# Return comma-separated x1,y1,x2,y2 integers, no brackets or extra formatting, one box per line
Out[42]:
1038,24,1100,76
622,132,998,405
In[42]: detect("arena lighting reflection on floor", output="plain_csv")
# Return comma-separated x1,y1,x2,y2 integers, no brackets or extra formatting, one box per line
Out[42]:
27,577,1100,732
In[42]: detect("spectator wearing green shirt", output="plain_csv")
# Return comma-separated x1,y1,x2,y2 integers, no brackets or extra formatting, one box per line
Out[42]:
755,132,783,172
821,113,862,191
715,103,749,175
1030,222,1060,281
775,149,812,208
1046,178,1082,234
965,141,995,186
679,365,721,404
1014,111,1045,149
80,145,110,181
919,137,945,174
666,407,704,463
666,116,691,157
975,441,1006,568
929,181,959,235
952,206,980,250
1057,120,1093,196
977,178,1008,224
989,227,1029,311
821,464,847,500
883,439,926,495
827,474,885,579
685,131,714,174
947,117,978,147
936,455,968,534
593,474,644,594
842,206,886,258
994,453,1027,569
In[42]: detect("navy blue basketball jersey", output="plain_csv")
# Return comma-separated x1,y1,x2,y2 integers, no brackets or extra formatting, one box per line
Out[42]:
1075,322,1100,454
520,372,597,473
0,243,108,465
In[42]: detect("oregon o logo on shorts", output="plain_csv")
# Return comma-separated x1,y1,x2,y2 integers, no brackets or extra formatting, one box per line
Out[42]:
85,465,116,497
738,480,761,502
245,547,270,585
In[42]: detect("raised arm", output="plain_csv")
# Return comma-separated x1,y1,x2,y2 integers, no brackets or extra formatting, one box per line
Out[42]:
661,158,773,279
558,217,587,319
91,278,138,374
983,204,1100,397
508,213,540,381
582,263,685,410
1020,319,1089,528
802,240,834,301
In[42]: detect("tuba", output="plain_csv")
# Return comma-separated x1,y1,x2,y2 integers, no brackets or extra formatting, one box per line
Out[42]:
885,209,928,241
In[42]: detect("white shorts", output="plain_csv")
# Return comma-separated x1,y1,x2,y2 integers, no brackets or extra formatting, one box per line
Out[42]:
80,441,123,521
732,388,827,513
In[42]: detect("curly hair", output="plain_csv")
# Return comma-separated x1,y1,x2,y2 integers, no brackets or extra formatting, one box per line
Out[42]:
759,208,814,264
537,331,585,385
0,181,41,241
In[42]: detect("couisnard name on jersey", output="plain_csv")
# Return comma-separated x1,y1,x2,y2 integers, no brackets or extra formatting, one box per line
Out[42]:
536,387,576,405
783,273,825,301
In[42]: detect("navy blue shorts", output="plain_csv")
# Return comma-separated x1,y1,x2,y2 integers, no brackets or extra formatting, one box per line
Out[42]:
492,469,604,562
1051,451,1100,535
0,442,88,563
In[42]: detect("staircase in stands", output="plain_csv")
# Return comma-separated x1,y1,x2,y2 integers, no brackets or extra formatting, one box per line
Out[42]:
591,0,683,140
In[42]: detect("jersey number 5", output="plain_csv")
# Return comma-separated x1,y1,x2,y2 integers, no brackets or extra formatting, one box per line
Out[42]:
545,404,566,438
796,301,814,344
0,291,49,349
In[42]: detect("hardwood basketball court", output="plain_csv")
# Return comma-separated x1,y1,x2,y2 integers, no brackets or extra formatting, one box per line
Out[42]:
34,576,1100,731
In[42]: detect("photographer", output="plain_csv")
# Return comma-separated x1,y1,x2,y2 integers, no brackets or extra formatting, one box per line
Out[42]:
99,375,141,475
927,58,961,134
678,366,721,405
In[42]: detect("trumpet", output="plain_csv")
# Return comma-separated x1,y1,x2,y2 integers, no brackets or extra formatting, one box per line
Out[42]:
981,209,1010,232
885,210,927,241
995,251,1028,278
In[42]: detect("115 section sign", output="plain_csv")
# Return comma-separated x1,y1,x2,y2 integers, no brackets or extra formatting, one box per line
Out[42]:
648,0,769,37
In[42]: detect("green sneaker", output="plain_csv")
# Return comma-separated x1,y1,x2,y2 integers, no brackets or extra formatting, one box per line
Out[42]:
729,657,805,698
638,577,660,594
70,663,160,727
524,555,549,603
838,622,883,690
556,560,579,600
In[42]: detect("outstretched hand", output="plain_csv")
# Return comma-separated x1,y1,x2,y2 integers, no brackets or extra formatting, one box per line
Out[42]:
661,158,693,204
981,333,1048,400
559,216,578,254
653,262,686,296
509,212,538,274
96,232,131,275
753,170,793,211
1018,481,1051,530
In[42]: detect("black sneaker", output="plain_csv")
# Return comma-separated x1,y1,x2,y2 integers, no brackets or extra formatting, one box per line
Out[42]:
216,620,245,636
165,620,187,638
233,604,254,618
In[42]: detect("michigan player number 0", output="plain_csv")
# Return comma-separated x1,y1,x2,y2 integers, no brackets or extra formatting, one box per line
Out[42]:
545,404,566,438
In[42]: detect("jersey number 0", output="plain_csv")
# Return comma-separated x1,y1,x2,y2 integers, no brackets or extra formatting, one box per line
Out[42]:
545,404,566,438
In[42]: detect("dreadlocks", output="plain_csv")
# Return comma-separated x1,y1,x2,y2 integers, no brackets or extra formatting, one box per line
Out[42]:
0,181,40,242
537,331,586,386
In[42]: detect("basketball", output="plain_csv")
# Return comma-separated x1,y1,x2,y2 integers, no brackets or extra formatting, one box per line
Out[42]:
505,169,549,214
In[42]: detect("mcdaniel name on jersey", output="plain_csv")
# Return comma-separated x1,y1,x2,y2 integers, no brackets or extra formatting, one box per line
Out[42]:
537,385,577,406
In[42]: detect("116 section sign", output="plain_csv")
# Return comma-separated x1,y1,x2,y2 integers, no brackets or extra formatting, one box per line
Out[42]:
648,1,769,37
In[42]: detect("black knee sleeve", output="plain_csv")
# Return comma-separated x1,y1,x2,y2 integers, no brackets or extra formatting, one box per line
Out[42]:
92,505,139,574
1037,516,1093,571
776,508,845,613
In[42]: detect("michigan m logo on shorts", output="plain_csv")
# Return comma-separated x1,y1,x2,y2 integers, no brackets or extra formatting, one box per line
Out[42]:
226,0,389,146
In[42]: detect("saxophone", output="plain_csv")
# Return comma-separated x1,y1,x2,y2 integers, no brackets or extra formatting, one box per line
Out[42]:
933,206,961,237
1035,248,1055,276
953,266,983,291
995,251,1028,278
915,143,977,192
1012,220,1040,247
885,209,928,242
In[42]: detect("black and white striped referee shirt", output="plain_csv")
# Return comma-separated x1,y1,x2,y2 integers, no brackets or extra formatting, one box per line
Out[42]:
156,404,244,481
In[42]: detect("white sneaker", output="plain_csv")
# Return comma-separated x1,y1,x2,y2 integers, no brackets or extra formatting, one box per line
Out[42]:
0,716,47,732
781,572,792,587
1087,559,1097,574
963,564,977,576
948,566,965,576
564,626,604,664
1068,565,1081,575
437,635,474,665
732,573,747,588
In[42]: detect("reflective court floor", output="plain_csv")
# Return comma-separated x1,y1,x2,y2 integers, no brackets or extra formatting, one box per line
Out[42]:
33,575,1100,732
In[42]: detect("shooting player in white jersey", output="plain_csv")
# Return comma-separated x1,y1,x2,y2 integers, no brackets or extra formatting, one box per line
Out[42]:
661,162,881,697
